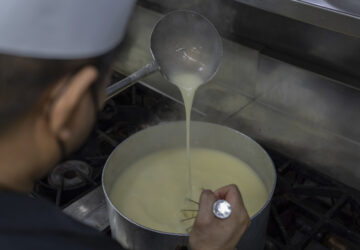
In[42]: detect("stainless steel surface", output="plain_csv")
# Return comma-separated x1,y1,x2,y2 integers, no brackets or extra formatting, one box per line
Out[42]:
106,61,158,100
231,2,360,85
213,199,232,219
113,5,360,190
137,1,360,86
229,0,360,86
113,6,258,121
63,186,108,231
102,121,276,250
107,9,222,99
224,55,360,190
255,55,360,143
308,0,360,17
234,0,360,38
150,10,222,85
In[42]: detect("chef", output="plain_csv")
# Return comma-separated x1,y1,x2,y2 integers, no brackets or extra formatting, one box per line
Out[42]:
0,1,250,249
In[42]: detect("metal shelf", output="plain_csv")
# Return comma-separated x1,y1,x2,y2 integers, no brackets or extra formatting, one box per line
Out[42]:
234,0,360,38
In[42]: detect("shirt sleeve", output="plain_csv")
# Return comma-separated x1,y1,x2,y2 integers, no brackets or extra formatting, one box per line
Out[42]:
0,191,125,250
0,231,125,250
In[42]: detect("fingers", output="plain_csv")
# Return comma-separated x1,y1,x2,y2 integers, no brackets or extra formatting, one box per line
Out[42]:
195,189,217,225
214,184,244,206
195,186,250,230
214,184,240,198
215,184,250,225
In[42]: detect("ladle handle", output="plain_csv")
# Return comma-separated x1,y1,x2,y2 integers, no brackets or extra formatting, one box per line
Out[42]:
106,61,158,100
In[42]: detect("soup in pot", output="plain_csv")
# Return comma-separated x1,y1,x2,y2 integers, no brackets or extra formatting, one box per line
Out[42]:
110,147,268,234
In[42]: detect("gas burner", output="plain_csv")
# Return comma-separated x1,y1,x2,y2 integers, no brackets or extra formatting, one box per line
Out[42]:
47,160,93,190
98,99,118,121
265,149,360,250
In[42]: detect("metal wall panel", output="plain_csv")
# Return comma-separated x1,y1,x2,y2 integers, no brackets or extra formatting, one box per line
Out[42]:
138,0,360,88
113,5,360,190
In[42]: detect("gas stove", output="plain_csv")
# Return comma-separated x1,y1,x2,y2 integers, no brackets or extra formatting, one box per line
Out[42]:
264,149,360,250
32,74,360,250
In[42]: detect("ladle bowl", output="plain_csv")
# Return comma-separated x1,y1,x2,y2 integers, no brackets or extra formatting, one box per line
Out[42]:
106,10,223,99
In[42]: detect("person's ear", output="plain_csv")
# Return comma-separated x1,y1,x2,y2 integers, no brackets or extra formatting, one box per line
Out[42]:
48,66,98,142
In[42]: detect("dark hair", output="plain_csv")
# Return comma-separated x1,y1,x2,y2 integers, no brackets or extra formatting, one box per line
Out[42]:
0,50,116,133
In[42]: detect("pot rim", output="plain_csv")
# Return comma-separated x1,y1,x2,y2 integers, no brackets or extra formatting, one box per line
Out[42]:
102,121,277,237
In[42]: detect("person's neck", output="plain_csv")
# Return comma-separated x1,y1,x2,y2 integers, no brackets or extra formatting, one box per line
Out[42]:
0,126,38,193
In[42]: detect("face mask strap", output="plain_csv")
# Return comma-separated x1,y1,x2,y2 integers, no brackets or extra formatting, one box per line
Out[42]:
56,135,67,161
90,84,100,120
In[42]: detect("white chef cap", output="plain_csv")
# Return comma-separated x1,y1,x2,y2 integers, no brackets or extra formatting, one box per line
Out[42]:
0,0,136,59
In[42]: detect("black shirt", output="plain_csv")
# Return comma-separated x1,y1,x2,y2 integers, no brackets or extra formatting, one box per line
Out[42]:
0,191,124,250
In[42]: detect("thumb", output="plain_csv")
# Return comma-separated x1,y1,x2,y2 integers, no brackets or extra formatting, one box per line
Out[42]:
195,189,217,225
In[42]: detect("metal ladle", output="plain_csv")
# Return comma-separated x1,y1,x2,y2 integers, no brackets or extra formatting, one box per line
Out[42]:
106,10,223,100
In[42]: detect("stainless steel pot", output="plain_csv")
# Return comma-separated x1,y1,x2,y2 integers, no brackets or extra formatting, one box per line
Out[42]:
102,121,276,250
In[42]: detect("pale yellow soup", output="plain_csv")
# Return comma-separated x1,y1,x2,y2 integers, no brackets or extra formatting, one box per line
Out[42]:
110,147,268,234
